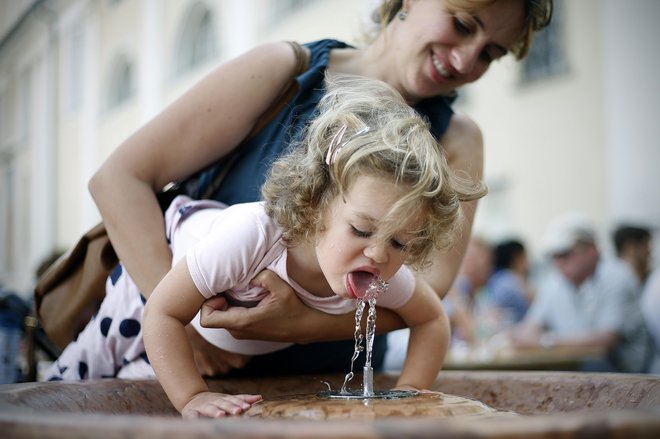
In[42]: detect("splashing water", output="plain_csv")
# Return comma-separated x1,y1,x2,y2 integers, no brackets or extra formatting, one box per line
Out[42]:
340,277,388,396
339,299,364,394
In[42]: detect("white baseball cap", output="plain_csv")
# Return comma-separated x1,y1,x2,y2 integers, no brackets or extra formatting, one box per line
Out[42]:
541,212,596,256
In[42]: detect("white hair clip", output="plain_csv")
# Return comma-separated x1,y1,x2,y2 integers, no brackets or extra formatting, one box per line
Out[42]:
325,125,371,166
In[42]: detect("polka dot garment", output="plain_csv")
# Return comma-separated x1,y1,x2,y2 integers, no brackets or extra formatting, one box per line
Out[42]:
43,264,155,381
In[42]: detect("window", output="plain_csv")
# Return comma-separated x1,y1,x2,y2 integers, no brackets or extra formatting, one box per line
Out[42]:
0,91,5,146
175,2,217,76
19,67,32,143
65,21,84,112
520,0,567,83
106,54,134,110
266,0,315,25
0,161,16,276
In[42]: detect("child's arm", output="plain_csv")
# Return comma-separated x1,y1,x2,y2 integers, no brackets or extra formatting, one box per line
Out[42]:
392,279,450,391
143,258,262,418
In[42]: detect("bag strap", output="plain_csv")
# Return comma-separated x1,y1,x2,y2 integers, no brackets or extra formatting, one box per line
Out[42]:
199,41,309,200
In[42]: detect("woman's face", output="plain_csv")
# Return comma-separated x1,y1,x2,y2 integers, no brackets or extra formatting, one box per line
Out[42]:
390,0,526,102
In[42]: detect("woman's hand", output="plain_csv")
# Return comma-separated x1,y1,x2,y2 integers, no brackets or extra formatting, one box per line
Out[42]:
184,324,252,376
181,391,262,419
200,270,316,343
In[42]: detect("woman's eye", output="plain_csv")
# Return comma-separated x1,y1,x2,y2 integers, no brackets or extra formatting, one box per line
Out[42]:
452,16,471,35
351,225,372,238
480,44,506,64
479,50,494,64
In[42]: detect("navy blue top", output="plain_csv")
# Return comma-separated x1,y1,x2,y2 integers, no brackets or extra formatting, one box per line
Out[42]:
198,39,456,205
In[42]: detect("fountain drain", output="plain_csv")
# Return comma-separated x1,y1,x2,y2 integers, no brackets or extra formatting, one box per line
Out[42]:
317,389,418,400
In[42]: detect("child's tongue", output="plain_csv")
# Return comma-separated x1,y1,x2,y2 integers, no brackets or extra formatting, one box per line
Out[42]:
348,271,376,299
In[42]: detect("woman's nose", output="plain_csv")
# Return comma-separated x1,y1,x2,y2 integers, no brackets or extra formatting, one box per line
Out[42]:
450,42,480,74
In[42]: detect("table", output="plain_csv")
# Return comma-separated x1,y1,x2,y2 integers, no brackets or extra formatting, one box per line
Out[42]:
444,344,607,371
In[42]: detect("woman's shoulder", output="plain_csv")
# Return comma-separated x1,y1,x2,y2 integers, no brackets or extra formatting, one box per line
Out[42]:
303,39,353,54
440,111,484,178
297,39,353,82
241,39,352,91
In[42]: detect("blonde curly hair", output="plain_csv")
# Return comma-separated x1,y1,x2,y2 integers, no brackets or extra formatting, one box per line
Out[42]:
262,74,486,270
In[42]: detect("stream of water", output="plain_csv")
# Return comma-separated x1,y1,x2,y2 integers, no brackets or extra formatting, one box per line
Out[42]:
339,278,388,396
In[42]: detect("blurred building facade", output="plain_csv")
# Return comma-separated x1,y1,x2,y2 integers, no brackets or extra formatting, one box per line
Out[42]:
1,0,659,295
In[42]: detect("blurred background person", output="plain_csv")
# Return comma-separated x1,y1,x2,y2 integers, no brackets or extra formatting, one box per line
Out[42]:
613,224,653,286
510,212,653,373
444,236,494,346
642,268,660,374
486,238,533,324
0,283,25,384
384,236,493,370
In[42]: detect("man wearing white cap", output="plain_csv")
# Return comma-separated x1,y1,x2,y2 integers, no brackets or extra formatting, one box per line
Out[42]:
511,212,653,373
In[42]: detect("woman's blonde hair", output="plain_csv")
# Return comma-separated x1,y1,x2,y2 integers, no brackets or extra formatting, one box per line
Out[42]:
262,74,487,270
371,0,553,59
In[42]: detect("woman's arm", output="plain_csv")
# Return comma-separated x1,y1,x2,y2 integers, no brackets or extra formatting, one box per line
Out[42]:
143,259,261,418
200,270,406,343
418,112,484,299
393,280,450,390
89,41,302,298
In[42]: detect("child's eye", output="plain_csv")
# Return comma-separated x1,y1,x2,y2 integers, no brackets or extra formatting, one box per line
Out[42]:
351,225,372,238
390,239,407,252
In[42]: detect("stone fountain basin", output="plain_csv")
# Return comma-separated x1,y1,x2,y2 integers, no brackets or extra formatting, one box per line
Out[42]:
1,371,659,438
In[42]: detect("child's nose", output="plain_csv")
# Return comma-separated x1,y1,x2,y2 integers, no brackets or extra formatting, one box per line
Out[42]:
364,242,388,264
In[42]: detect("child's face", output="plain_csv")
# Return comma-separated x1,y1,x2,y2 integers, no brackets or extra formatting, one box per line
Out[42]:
315,174,420,300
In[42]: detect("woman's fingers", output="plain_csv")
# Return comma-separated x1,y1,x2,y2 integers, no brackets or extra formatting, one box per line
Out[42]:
204,295,229,311
199,269,308,341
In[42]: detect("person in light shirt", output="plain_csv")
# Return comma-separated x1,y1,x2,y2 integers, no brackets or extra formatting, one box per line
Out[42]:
511,212,653,373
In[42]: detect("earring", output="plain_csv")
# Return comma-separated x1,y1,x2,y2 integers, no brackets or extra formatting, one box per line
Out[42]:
397,11,407,21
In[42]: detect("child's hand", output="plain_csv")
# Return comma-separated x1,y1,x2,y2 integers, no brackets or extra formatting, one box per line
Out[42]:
181,392,263,419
